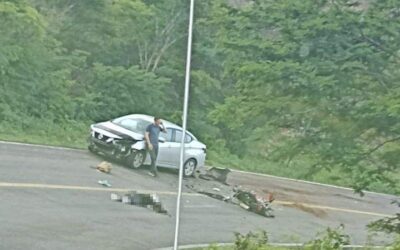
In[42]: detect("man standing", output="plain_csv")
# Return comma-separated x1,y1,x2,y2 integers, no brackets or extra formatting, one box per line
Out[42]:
145,117,166,177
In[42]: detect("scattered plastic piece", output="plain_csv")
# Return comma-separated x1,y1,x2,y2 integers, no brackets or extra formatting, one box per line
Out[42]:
110,193,122,201
98,180,112,187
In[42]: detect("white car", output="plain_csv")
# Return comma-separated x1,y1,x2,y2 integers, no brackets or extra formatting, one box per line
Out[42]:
88,114,206,176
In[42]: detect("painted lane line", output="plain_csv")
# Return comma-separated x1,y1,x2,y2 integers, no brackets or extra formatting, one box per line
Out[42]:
1,140,395,198
275,200,392,217
183,205,218,208
0,182,391,217
0,182,203,197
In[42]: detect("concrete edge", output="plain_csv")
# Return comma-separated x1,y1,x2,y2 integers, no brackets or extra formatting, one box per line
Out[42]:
153,242,386,250
0,140,84,152
231,169,398,198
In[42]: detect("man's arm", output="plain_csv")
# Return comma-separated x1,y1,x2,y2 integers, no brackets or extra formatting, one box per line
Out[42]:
145,127,153,149
160,122,167,133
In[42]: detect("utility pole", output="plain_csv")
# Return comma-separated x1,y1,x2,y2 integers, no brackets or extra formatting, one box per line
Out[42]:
173,0,194,249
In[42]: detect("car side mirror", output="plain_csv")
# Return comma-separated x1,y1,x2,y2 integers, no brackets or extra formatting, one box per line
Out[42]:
159,137,166,143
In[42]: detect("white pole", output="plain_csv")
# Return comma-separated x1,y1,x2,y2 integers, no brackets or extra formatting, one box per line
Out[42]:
173,0,194,249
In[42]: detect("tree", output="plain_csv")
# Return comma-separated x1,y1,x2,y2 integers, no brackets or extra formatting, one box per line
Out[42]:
208,0,400,193
74,63,169,121
0,1,76,123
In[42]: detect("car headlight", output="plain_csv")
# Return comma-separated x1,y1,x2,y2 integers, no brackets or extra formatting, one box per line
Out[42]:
113,141,126,152
112,140,124,148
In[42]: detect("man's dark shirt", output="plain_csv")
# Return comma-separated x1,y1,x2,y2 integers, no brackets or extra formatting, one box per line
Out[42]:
146,124,162,147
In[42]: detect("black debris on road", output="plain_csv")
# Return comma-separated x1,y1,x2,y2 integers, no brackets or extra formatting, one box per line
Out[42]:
186,167,275,218
111,191,168,214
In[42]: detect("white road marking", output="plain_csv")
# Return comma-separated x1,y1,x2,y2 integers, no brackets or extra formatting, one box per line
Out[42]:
0,182,391,217
0,182,202,197
183,205,218,208
0,141,395,198
0,141,396,198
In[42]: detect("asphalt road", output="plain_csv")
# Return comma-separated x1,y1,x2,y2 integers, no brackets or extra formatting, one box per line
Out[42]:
0,141,398,250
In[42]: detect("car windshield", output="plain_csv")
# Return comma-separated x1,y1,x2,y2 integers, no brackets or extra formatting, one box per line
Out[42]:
112,117,151,134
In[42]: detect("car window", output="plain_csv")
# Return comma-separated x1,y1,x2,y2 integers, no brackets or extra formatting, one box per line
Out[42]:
113,118,151,133
160,128,173,142
174,129,192,143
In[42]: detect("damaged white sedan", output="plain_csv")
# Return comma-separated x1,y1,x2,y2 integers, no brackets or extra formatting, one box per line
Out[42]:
88,114,206,177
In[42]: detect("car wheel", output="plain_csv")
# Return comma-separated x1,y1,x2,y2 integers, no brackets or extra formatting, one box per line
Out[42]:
127,150,145,169
183,159,197,177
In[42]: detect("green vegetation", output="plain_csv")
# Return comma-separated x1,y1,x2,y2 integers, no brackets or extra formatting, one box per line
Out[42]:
1,0,399,195
368,200,400,244
197,227,400,249
304,225,350,250
0,118,88,148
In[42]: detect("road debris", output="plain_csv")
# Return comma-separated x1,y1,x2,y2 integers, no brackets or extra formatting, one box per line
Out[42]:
239,203,250,210
110,193,122,201
185,176,275,218
91,161,112,173
199,167,231,184
232,187,275,218
281,202,327,218
98,180,112,187
111,192,168,214
198,191,231,202
96,161,112,173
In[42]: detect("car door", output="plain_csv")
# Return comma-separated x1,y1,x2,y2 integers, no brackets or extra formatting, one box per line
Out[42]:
167,129,193,168
156,128,174,167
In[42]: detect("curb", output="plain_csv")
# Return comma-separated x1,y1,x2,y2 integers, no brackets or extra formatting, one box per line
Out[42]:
153,242,386,250
0,140,84,152
231,169,398,198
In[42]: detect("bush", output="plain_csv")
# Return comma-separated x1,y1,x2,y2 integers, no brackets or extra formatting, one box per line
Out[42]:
304,225,350,250
234,231,269,250
0,117,89,149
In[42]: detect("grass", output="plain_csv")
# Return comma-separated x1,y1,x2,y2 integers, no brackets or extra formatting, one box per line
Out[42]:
0,119,88,149
207,146,400,195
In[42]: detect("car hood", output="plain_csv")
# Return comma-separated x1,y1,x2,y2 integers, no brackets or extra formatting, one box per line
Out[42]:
92,121,144,141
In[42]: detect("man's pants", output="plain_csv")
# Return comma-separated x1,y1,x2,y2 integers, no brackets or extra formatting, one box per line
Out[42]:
148,146,159,173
